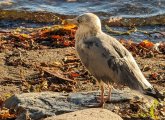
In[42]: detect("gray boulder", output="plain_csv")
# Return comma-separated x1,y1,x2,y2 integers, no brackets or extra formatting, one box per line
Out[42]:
3,90,143,120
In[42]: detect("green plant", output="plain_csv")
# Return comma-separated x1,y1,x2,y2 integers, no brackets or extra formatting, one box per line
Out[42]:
149,100,159,120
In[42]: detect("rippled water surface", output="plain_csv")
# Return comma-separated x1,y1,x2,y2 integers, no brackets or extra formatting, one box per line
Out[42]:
1,0,165,17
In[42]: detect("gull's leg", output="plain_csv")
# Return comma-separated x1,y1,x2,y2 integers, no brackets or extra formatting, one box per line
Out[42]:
86,82,105,108
99,82,105,107
106,83,112,102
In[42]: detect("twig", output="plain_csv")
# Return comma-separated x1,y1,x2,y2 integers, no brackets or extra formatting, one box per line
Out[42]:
41,67,76,83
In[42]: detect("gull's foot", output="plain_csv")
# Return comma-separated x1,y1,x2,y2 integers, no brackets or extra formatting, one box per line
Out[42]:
84,102,105,108
83,96,106,108
105,96,111,103
96,96,111,103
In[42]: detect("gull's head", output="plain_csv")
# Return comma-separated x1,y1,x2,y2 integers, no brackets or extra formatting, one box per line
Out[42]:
66,13,102,32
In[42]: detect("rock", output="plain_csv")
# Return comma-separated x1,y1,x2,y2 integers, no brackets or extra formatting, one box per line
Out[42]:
3,90,148,120
44,108,123,120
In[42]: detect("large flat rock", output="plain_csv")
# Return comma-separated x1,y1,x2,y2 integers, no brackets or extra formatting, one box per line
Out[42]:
3,90,145,120
44,108,123,120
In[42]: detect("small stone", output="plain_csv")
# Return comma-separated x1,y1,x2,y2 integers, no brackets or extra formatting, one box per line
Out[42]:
114,106,120,110
160,111,165,116
142,65,151,72
159,102,164,107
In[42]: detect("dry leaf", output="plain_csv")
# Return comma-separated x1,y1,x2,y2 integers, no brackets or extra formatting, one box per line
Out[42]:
0,107,16,119
139,40,154,49
51,35,61,39
70,72,80,77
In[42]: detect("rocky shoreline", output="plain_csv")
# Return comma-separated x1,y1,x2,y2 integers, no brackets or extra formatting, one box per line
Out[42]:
0,24,164,120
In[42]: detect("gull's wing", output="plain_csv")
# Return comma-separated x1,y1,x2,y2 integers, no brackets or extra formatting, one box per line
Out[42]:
76,33,152,92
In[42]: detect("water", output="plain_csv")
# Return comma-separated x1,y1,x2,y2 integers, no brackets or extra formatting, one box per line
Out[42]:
1,0,165,17
0,0,165,42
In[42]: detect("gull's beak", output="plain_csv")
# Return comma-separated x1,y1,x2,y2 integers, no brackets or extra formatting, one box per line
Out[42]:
62,18,78,25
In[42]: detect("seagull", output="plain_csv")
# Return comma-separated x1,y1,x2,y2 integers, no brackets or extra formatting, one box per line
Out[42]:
66,13,164,106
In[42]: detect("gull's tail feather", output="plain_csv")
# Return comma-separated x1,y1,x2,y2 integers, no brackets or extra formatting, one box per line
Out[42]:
145,87,164,101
